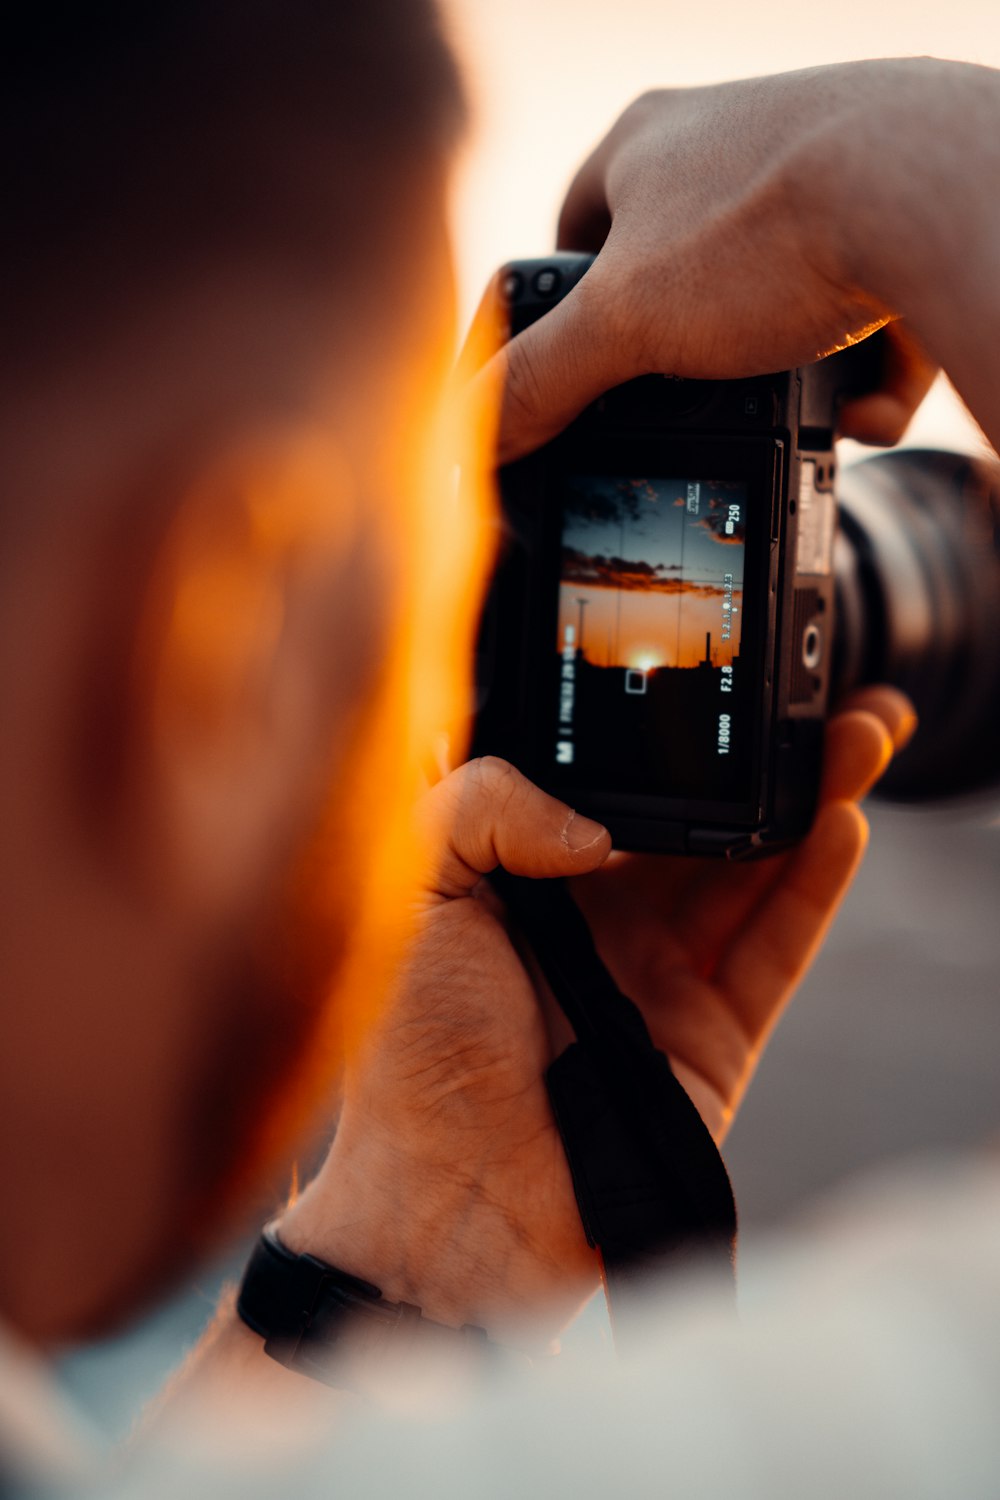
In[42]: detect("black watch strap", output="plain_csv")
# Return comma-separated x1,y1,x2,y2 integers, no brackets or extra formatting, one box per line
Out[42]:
237,1224,496,1392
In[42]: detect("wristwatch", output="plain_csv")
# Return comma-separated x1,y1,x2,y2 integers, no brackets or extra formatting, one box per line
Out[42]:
237,1223,496,1392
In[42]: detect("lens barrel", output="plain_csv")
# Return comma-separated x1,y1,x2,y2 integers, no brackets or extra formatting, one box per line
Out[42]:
833,448,1000,798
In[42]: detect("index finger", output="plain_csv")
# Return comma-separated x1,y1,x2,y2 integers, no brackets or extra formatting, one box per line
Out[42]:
819,710,892,806
714,800,869,1049
471,252,639,465
820,688,918,803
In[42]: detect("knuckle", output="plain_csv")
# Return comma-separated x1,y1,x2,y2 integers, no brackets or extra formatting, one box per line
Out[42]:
467,755,522,805
618,88,681,144
629,86,672,116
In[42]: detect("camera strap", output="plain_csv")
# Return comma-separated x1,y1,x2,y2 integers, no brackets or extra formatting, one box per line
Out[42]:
491,870,737,1337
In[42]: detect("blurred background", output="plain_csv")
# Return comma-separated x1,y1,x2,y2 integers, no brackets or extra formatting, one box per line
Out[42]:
60,0,1000,1439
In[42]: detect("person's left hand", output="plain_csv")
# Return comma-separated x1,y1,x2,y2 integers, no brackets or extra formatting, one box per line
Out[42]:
571,684,917,1143
280,687,915,1344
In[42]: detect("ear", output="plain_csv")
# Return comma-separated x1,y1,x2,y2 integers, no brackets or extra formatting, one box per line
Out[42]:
132,420,366,920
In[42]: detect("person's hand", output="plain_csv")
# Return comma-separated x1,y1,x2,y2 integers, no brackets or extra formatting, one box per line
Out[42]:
280,687,915,1344
569,685,917,1142
481,62,945,465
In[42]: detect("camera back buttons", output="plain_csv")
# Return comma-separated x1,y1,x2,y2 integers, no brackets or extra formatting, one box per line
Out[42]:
532,268,562,297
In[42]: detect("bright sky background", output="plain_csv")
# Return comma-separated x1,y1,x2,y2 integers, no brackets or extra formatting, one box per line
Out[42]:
442,0,1000,452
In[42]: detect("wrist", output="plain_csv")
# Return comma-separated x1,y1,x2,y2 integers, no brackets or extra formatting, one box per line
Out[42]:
144,1294,357,1453
277,1120,598,1353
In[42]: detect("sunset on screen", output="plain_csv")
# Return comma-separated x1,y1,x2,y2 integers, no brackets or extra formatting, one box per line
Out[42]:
556,474,746,672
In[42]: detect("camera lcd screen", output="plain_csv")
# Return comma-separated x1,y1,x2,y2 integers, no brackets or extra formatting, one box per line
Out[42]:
551,473,752,803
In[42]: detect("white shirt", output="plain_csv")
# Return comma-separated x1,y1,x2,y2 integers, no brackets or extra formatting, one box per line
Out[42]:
4,1153,1000,1498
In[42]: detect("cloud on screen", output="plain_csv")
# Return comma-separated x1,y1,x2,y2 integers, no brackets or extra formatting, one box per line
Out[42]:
562,548,726,597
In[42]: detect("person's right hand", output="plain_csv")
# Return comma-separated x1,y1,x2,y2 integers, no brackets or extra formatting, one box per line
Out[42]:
484,62,942,464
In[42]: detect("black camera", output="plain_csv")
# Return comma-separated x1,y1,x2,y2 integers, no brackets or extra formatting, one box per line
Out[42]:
475,254,864,856
471,253,1000,857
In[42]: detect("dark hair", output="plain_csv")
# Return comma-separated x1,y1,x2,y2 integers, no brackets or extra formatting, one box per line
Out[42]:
0,1,465,368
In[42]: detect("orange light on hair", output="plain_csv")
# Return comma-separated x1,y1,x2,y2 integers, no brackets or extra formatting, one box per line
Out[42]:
219,279,501,1211
322,301,501,1059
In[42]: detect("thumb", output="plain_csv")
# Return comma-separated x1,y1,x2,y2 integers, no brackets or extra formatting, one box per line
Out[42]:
474,260,640,466
417,757,611,900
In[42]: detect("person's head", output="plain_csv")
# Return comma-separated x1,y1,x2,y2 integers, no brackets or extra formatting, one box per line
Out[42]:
0,1,488,1344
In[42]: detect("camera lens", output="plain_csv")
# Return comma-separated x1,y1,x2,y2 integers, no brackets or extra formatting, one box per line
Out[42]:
833,448,1000,798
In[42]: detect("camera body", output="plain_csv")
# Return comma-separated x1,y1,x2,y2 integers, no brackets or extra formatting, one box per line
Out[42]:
473,253,871,857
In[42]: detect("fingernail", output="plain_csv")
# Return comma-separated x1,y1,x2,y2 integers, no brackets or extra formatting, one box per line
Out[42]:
562,809,609,852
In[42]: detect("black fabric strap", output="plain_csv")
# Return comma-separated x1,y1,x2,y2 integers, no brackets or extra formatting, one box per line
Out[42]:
491,870,737,1319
